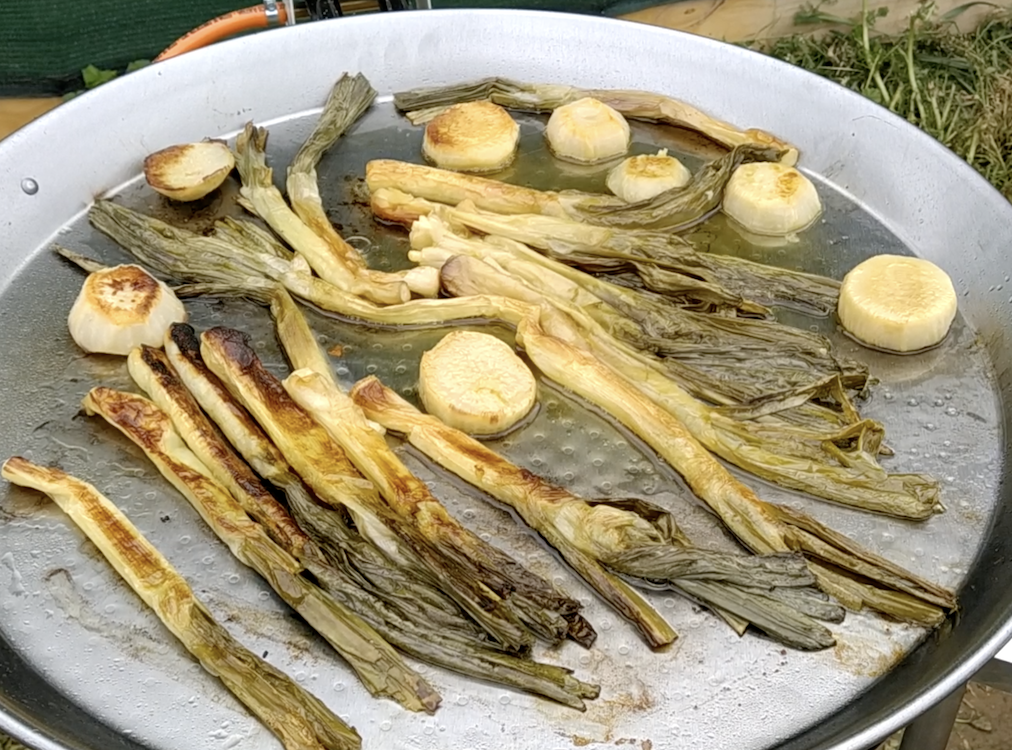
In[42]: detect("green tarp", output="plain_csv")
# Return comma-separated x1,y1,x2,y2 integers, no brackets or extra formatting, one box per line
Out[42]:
1,2,661,95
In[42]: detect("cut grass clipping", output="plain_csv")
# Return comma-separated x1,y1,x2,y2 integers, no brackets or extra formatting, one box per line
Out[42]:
756,3,1012,201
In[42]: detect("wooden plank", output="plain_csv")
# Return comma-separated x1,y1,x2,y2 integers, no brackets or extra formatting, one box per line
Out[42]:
0,98,62,141
619,0,994,42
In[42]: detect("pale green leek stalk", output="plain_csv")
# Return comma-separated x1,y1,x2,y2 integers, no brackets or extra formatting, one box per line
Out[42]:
511,313,955,626
349,376,843,652
436,253,939,522
234,123,410,305
392,76,800,165
286,74,440,298
198,325,553,654
82,386,440,713
369,187,841,318
155,326,599,709
1,457,361,750
85,200,533,327
269,287,593,647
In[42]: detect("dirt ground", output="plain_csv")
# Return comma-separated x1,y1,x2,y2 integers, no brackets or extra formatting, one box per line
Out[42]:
873,682,1012,750
2,681,1011,750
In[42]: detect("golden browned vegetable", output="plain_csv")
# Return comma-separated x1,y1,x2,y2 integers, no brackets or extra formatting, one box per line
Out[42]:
423,100,520,172
144,140,234,202
1,456,361,750
82,385,440,713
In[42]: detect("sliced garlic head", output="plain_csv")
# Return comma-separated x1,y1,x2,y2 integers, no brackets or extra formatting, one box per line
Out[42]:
419,330,537,436
422,101,520,173
545,97,630,165
144,140,235,202
606,149,692,202
68,265,187,355
722,162,822,236
837,254,958,353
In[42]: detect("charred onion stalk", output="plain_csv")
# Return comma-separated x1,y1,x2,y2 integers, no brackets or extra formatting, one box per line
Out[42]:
268,287,593,647
1,457,362,750
512,313,955,625
158,325,598,709
392,76,800,164
408,212,867,412
367,144,783,233
369,187,841,318
285,73,439,299
81,386,440,713
437,254,940,522
86,200,533,328
350,376,843,652
198,323,592,653
233,115,437,305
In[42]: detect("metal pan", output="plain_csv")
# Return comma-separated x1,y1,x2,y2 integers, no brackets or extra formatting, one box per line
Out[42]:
1,9,1011,750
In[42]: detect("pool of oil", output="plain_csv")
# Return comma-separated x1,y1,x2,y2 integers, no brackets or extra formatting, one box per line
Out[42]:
0,98,1001,750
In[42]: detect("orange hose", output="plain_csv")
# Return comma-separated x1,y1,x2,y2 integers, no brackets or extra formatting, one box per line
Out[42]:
155,4,291,62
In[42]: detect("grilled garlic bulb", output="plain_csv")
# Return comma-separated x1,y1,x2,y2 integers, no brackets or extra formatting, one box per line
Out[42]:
144,140,235,202
722,162,822,236
68,265,187,355
606,149,692,202
419,330,537,436
837,254,957,353
422,101,520,173
545,97,630,164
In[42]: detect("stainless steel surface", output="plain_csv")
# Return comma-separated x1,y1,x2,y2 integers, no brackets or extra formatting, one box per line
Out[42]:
1,9,1011,750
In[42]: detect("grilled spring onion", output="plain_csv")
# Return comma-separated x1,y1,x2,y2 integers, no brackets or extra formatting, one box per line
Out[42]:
268,287,593,646
1,457,362,750
418,330,538,436
144,140,235,202
199,324,548,654
86,200,534,328
283,482,599,709
285,74,441,299
722,162,823,237
545,97,630,164
422,100,521,172
367,144,783,233
67,264,186,355
155,328,599,709
351,376,843,652
837,255,958,354
391,76,800,166
437,254,941,523
368,187,842,318
82,386,440,713
606,150,693,203
128,344,312,556
366,159,625,217
410,213,869,410
513,313,955,625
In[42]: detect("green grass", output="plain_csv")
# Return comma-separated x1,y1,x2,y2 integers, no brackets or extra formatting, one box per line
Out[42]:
757,2,1012,200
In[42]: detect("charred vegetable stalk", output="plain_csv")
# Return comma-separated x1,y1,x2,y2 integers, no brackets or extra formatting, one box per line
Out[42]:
514,313,955,625
439,254,940,521
198,323,583,653
159,325,599,709
392,76,799,164
369,187,842,318
86,200,533,329
351,376,843,651
409,212,867,410
368,144,783,233
1,457,361,750
285,73,440,299
268,287,593,646
82,386,440,713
